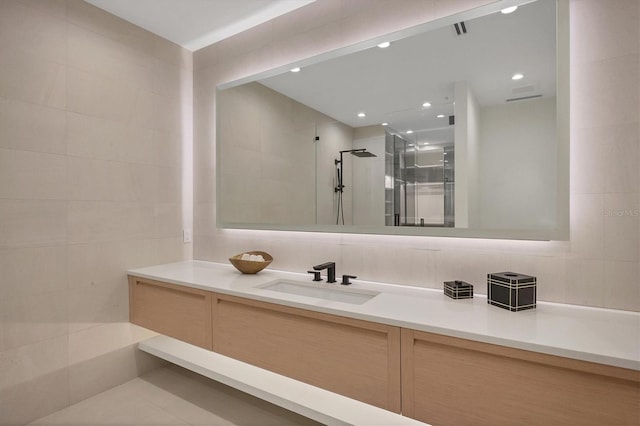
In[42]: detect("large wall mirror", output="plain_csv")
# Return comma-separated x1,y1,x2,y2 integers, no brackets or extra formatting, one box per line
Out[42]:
217,0,569,240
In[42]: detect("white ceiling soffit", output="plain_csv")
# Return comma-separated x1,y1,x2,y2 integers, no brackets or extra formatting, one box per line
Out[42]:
84,0,316,51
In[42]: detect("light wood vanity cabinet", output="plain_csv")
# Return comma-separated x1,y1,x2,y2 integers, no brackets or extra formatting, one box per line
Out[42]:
212,293,402,412
129,276,213,350
401,329,640,426
128,276,639,425
128,277,400,412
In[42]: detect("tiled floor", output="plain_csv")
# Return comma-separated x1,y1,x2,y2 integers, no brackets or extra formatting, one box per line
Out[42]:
29,365,320,425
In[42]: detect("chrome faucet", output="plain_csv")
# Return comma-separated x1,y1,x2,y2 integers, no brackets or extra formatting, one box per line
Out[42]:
312,262,336,283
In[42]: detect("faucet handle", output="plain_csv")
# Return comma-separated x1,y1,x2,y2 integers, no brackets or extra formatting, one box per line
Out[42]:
341,274,357,285
307,270,322,281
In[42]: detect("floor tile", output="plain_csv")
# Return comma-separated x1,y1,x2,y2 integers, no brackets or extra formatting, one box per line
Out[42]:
29,365,320,426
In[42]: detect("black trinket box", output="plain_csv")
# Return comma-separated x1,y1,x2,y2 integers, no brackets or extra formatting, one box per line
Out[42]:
487,272,536,311
444,280,474,299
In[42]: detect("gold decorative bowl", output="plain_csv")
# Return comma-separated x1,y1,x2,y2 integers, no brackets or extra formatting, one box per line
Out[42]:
228,251,273,274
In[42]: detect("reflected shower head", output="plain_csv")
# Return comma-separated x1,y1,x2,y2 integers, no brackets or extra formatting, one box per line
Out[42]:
334,148,378,225
351,150,377,158
342,148,377,158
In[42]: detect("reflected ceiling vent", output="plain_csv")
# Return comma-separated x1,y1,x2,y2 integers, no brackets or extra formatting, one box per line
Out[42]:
506,94,542,102
453,22,467,35
506,82,542,102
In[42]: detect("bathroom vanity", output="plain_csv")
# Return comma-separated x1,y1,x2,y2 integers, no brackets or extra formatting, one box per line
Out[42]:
128,261,639,426
130,276,402,412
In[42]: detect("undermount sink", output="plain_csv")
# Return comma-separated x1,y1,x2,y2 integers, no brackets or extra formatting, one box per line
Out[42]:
256,280,380,305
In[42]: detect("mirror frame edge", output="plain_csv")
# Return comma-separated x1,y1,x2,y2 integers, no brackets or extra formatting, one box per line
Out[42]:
554,0,570,241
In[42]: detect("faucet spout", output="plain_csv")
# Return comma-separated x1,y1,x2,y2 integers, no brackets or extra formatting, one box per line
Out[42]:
312,262,336,283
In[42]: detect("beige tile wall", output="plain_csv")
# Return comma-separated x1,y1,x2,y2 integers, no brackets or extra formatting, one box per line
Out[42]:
193,0,639,312
0,1,192,424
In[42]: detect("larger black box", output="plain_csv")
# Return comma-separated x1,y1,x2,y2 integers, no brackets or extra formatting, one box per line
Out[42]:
487,272,536,312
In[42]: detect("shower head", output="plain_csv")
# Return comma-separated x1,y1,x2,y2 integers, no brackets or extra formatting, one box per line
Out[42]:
340,148,377,158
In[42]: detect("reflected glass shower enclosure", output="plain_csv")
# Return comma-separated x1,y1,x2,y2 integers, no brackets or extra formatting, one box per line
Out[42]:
385,132,454,227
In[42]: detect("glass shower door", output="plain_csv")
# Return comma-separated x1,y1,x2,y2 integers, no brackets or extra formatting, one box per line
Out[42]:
385,133,413,226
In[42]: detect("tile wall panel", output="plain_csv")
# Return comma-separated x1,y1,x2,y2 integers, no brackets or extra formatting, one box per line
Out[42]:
0,1,192,423
0,98,67,154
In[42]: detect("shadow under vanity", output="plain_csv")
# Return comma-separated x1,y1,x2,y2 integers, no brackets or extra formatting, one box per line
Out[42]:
128,261,640,426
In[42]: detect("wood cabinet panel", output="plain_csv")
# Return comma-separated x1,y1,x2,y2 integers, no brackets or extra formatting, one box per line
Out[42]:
211,294,401,412
129,276,212,350
401,329,640,426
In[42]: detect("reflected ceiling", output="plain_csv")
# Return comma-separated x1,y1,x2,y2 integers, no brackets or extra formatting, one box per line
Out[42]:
259,0,556,139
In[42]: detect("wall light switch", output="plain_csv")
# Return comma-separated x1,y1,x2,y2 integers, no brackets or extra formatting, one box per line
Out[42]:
182,228,193,243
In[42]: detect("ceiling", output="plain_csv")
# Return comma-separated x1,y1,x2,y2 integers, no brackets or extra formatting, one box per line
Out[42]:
85,0,315,51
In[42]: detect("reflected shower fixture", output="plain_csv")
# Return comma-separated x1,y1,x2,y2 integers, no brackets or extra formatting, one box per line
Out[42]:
334,149,378,225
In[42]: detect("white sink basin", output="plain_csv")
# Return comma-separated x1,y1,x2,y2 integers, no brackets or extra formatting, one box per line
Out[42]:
256,280,379,305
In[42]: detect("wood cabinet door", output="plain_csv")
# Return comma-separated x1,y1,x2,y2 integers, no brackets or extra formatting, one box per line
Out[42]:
401,329,640,426
211,293,401,412
129,276,213,350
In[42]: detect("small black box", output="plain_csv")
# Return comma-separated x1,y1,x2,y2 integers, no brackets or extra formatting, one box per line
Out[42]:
444,280,473,299
487,272,536,312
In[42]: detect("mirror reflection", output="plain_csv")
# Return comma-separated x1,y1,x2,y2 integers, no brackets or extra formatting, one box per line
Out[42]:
217,0,564,238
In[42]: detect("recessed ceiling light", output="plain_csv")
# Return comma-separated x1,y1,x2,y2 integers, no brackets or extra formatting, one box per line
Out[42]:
357,112,366,118
377,41,391,49
422,102,431,107
512,72,524,80
406,130,413,134
381,122,389,126
290,67,301,73
437,114,445,118
501,6,518,14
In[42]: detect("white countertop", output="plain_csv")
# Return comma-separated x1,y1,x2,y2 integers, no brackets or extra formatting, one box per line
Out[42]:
128,260,640,371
